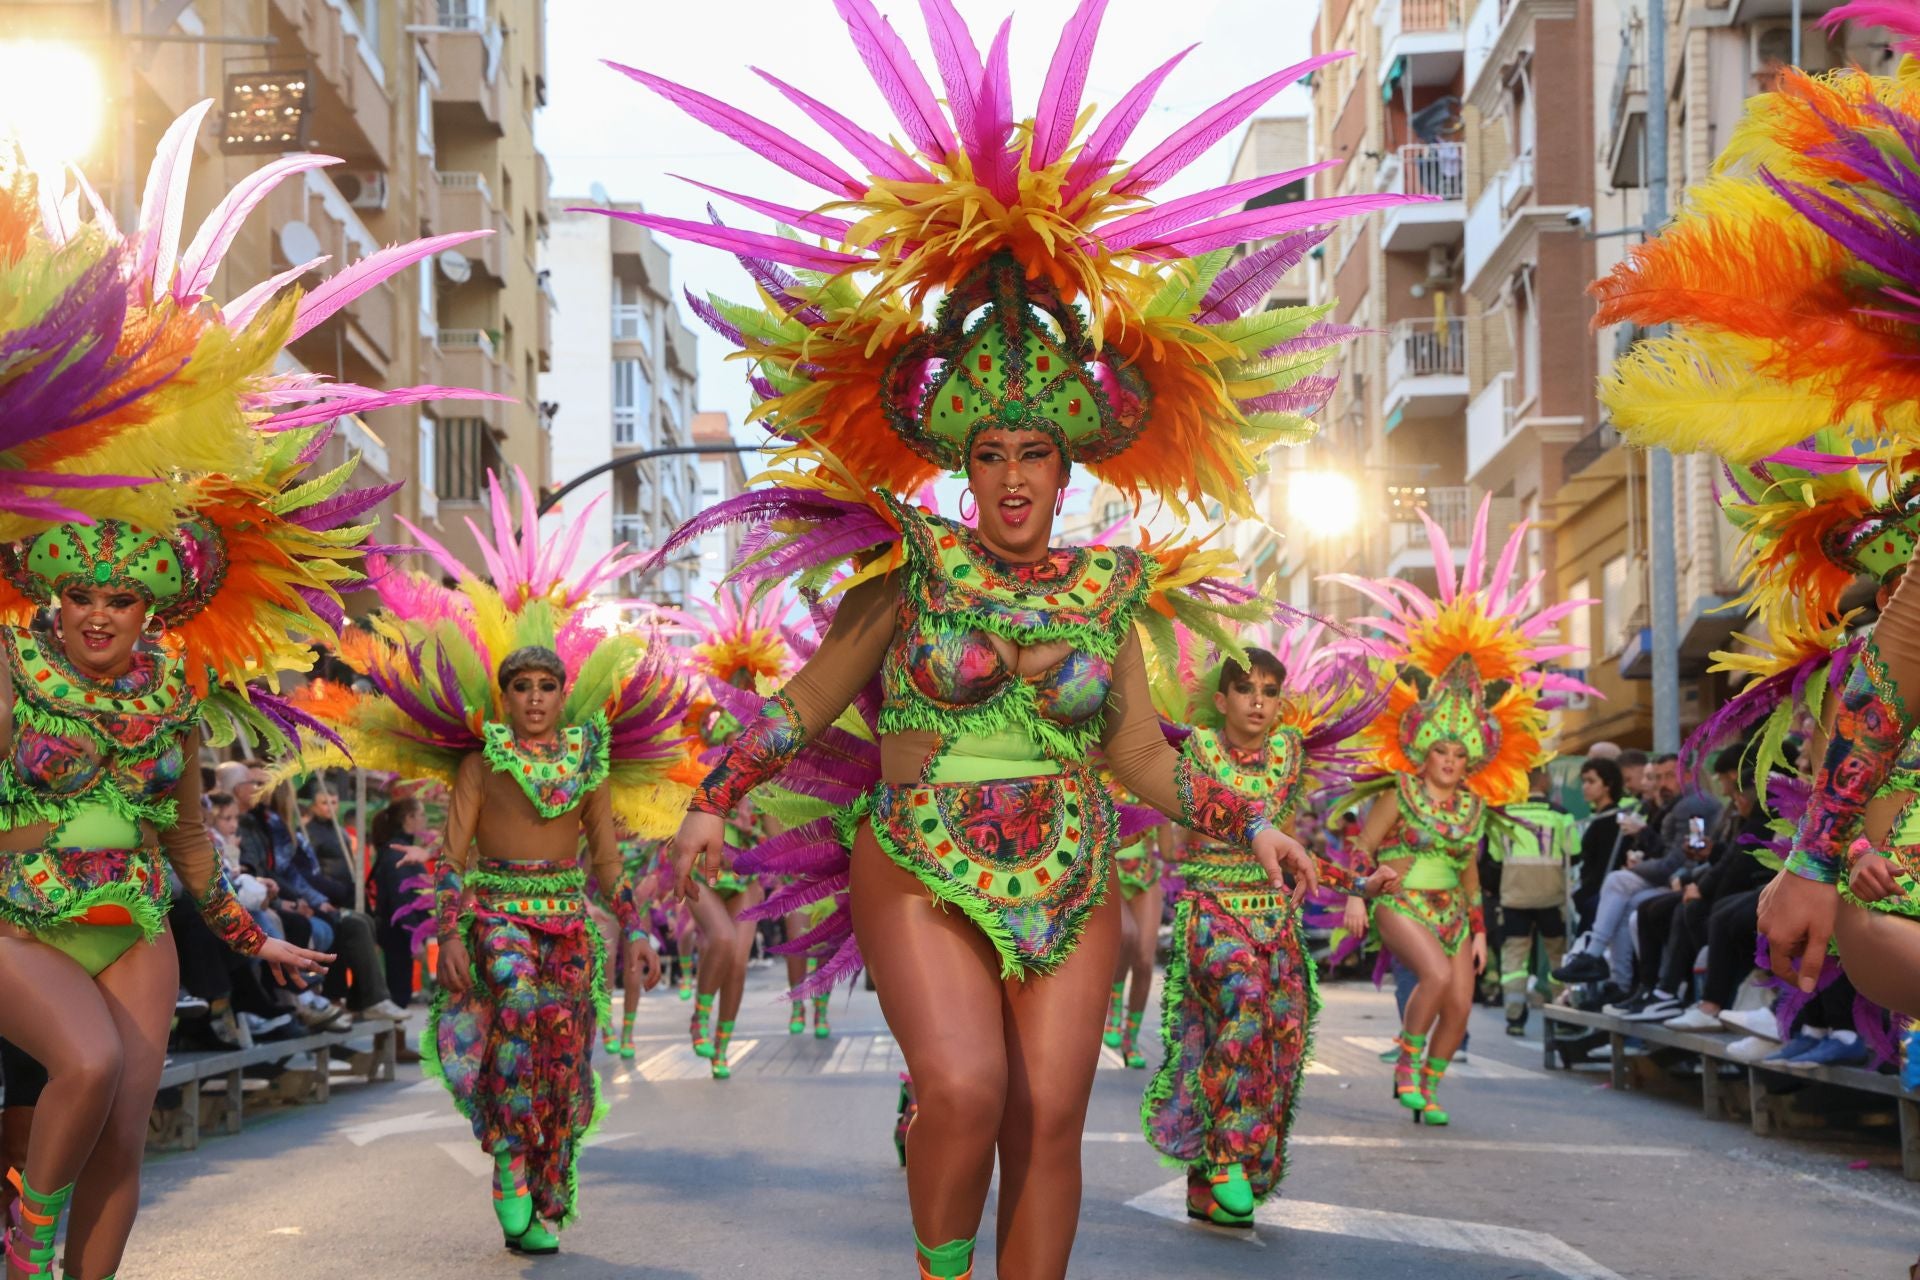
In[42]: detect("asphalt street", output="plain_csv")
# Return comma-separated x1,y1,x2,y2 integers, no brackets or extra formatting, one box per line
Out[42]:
122,966,1920,1279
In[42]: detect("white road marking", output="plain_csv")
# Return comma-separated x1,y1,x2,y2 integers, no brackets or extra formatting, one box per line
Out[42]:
1085,1133,1683,1158
635,1039,760,1081
1341,1036,1540,1079
268,1227,302,1235
1305,1061,1340,1075
1127,1180,1623,1279
341,1110,468,1146
1730,1150,1920,1223
436,1140,495,1177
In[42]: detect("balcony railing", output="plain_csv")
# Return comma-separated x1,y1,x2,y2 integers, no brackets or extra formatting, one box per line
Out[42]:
437,0,486,30
1386,318,1466,386
612,514,648,550
613,406,643,446
1398,0,1464,33
437,328,496,358
437,169,494,205
1565,422,1622,479
1395,143,1464,200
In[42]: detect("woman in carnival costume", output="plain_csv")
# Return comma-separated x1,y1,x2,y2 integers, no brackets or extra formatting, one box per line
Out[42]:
1588,0,1920,1021
0,100,500,1279
601,3,1421,1272
1329,501,1596,1126
1101,782,1165,1068
304,472,689,1255
667,588,812,1069
1142,622,1394,1226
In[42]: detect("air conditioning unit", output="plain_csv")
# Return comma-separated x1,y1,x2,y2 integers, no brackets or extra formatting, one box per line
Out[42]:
1750,21,1840,75
336,170,389,211
1425,244,1457,285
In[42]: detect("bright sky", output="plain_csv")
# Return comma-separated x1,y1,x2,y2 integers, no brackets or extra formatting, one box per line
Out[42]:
538,0,1317,442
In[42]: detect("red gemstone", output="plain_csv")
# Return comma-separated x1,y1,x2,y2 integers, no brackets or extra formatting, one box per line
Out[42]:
1037,355,1050,372
1068,398,1082,414
157,560,170,574
950,395,964,413
978,354,992,371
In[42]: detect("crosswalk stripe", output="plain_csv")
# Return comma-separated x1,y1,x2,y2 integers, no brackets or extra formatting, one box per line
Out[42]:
1340,1036,1540,1079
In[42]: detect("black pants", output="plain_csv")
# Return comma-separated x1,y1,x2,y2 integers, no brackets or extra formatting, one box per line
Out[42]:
170,898,281,1017
321,911,391,1011
377,919,415,1008
1633,891,1682,991
1701,888,1764,1009
0,1039,46,1108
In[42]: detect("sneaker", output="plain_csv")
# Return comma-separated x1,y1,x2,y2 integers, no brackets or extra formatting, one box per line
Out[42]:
359,999,411,1023
1505,1012,1528,1037
1723,1035,1775,1063
1663,1005,1724,1032
1718,1007,1781,1041
175,990,210,1017
1610,991,1684,1022
240,1012,292,1038
1797,1034,1870,1068
1763,1033,1826,1065
1551,952,1611,984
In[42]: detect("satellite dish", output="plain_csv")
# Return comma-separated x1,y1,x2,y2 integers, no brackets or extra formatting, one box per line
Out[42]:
278,220,322,267
436,249,472,284
589,181,610,205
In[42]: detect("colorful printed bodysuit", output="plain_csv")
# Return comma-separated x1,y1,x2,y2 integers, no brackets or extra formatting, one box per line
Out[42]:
0,626,265,970
428,715,647,1228
1374,774,1486,958
1143,726,1361,1205
689,503,1275,978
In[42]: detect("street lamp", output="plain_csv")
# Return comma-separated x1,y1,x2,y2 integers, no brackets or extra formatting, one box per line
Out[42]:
1288,469,1362,540
0,41,105,172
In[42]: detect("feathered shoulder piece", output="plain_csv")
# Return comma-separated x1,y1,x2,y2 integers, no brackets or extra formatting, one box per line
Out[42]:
0,100,501,541
592,0,1420,518
1324,497,1598,806
1592,1,1920,460
306,470,698,837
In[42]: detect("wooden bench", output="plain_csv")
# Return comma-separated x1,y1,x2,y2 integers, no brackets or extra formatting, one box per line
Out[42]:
1543,1003,1920,1179
148,1022,401,1152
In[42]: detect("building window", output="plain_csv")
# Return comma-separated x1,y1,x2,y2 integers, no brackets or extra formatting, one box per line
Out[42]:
417,417,439,521
1567,576,1591,668
437,417,487,502
1600,555,1627,657
613,358,651,445
612,279,645,340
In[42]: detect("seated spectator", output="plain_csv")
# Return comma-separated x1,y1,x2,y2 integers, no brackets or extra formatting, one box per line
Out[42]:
368,797,435,1008
1554,752,1721,997
1574,757,1626,933
303,785,358,908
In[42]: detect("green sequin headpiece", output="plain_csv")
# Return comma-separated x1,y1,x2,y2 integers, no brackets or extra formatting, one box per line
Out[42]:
7,520,185,611
1399,655,1500,767
1828,473,1920,582
883,255,1150,469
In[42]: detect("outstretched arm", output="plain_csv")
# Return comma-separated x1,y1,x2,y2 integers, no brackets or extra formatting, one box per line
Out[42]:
687,573,898,816
159,729,268,956
435,752,486,945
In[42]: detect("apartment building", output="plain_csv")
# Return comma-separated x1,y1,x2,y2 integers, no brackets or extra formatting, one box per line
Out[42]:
689,411,748,603
6,0,554,578
540,202,701,605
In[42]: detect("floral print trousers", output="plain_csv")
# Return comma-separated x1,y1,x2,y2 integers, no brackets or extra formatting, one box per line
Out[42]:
1143,889,1317,1205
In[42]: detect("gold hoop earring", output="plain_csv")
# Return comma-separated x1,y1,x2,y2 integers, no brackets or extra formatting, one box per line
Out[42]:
958,488,977,522
144,613,166,639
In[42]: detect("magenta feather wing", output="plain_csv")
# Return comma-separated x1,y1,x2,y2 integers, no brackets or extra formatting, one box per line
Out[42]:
259,385,511,432
833,0,958,160
1195,229,1330,322
605,61,863,198
1063,44,1196,199
292,231,493,341
917,0,986,168
1030,0,1108,172
673,176,856,241
1119,52,1349,195
176,154,342,301
1118,192,1424,260
976,20,1018,204
1095,163,1338,252
134,98,215,299
224,256,329,329
750,68,934,183
577,208,871,274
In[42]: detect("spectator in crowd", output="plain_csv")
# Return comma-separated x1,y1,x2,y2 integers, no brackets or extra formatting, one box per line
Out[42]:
368,797,435,1007
1617,748,1652,814
1575,757,1627,932
237,762,408,1026
304,785,358,905
1554,752,1721,996
1585,741,1622,762
1489,770,1578,1035
207,790,280,939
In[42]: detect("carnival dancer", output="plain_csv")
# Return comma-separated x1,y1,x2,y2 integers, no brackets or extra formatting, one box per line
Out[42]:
0,101,500,1280
609,4,1422,1271
1586,0,1920,1022
1104,796,1165,1069
668,589,797,1073
1143,630,1393,1226
603,838,661,1061
304,472,689,1255
1330,500,1597,1126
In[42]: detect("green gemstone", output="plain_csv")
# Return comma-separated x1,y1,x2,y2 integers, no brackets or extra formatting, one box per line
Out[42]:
1006,876,1022,895
1066,802,1079,818
953,859,971,877
920,818,939,834
52,684,68,697
93,562,112,583
1001,399,1029,423
952,564,972,578
1094,557,1112,570
1056,850,1074,868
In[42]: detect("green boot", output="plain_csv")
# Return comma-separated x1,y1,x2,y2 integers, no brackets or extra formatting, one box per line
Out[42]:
618,1010,637,1061
1210,1163,1256,1216
1393,1033,1428,1113
813,992,831,1039
690,992,715,1058
5,1171,71,1278
789,999,807,1035
712,1020,735,1080
506,1220,560,1255
1121,1010,1147,1069
1184,1169,1251,1228
1102,981,1125,1048
1419,1056,1452,1126
915,1233,975,1279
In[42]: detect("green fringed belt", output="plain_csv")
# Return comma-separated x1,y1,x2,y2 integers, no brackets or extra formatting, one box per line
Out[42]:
467,861,587,919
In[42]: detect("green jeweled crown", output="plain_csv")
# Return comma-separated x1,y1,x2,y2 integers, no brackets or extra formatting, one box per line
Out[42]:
1828,474,1920,582
1399,656,1499,767
10,521,184,610
883,255,1150,469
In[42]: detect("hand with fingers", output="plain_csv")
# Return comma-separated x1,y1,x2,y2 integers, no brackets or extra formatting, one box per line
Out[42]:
670,810,727,902
257,937,334,989
1758,867,1840,993
438,934,473,996
1254,827,1318,902
1849,852,1900,904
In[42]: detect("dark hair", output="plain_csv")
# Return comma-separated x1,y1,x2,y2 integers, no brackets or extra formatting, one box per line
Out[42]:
1651,752,1679,767
1580,757,1623,803
1219,647,1287,691
370,797,423,847
1618,749,1649,768
206,791,237,811
1709,746,1744,776
497,646,567,691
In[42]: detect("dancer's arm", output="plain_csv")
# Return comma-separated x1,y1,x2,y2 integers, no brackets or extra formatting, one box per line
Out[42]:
581,784,650,945
1462,854,1488,973
158,729,268,956
686,573,897,817
436,752,486,944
